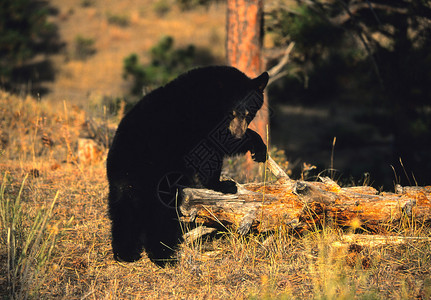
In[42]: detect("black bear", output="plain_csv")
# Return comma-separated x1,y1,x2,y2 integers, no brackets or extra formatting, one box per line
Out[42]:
107,66,268,266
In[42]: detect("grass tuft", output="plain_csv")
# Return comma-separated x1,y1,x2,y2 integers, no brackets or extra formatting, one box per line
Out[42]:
1,172,66,299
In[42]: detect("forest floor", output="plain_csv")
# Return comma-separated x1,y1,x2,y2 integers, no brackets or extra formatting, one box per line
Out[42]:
1,90,430,299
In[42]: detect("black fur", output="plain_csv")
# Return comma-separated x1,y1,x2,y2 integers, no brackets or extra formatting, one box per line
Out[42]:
107,66,268,266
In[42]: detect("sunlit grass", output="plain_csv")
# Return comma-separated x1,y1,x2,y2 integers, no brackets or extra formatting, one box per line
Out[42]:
0,91,430,298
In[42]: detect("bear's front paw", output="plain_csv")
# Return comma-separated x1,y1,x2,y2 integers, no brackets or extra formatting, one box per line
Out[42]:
252,144,267,163
252,151,267,163
212,180,238,194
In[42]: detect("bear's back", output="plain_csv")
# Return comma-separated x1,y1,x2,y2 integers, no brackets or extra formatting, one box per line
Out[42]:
122,66,253,139
139,66,253,115
108,66,256,173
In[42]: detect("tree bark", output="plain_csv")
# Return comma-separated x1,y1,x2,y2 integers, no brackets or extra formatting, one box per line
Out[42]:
226,0,268,142
180,157,431,236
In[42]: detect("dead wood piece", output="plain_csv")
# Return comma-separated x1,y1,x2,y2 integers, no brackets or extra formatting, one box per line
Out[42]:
184,226,217,244
180,155,431,237
334,234,431,248
266,155,293,185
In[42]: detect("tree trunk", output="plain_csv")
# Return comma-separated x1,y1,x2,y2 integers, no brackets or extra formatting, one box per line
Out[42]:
180,157,431,236
226,0,268,142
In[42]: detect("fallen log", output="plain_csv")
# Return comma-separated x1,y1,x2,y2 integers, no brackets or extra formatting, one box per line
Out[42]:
180,156,431,237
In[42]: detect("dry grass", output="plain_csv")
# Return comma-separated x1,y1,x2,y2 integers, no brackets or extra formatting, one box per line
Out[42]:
1,91,431,299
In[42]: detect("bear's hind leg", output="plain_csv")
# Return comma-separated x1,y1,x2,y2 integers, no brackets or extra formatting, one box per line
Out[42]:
143,208,183,267
109,191,145,262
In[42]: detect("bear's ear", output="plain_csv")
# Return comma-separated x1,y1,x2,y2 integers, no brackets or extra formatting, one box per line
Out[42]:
252,72,269,92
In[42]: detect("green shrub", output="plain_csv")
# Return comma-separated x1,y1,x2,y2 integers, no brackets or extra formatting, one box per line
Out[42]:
153,0,171,16
74,35,96,60
107,13,130,27
0,0,61,87
176,0,214,10
123,36,217,96
80,0,95,7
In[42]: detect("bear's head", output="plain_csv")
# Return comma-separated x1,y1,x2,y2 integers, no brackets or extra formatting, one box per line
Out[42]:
228,71,269,139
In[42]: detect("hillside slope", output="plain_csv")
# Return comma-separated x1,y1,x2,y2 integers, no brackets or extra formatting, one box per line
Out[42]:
44,0,226,104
